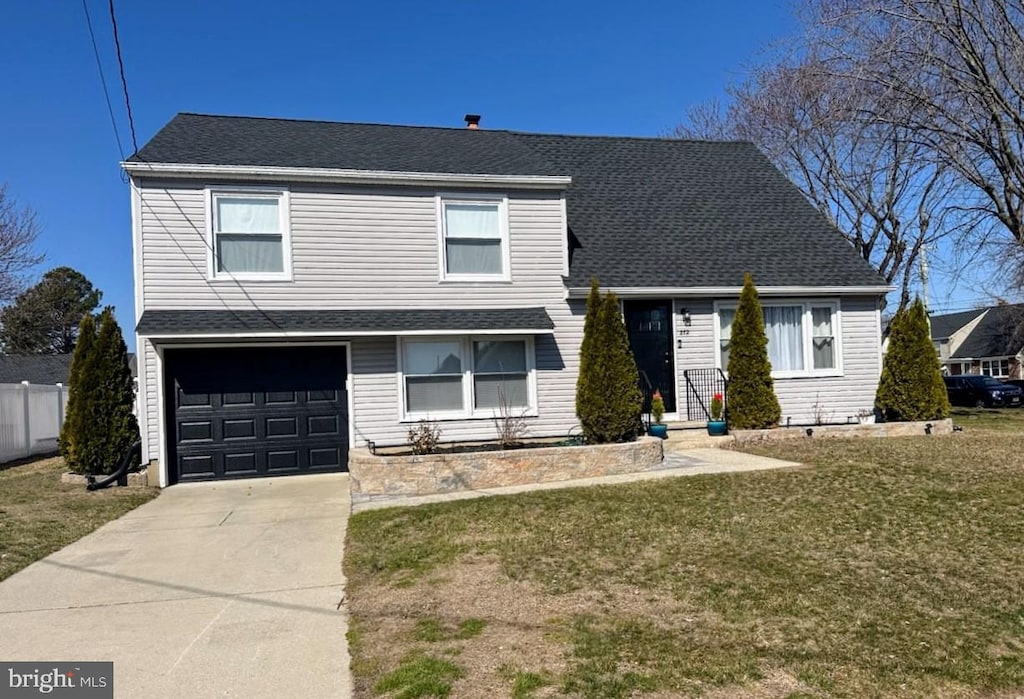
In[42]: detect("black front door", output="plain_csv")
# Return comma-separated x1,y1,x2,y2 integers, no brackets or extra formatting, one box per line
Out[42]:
623,300,676,414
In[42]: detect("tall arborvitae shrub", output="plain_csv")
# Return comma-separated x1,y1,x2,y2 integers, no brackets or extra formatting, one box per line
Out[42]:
60,309,140,475
59,313,97,471
876,298,950,421
575,279,644,443
726,273,782,429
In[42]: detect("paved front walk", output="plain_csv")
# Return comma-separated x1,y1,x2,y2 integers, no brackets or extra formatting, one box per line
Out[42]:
353,446,802,512
0,473,352,699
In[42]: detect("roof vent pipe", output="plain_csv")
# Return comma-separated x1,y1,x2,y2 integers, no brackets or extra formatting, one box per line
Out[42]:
464,114,481,129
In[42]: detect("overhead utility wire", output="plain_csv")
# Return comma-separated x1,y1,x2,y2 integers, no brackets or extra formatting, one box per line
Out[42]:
82,0,125,162
108,0,139,156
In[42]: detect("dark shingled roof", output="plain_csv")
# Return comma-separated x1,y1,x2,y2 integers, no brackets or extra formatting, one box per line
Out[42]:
136,308,554,336
946,304,1024,359
929,308,984,340
0,355,73,384
131,113,887,290
131,113,561,176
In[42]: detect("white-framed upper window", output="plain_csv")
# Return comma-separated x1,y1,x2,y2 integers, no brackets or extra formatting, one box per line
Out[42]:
398,336,535,419
208,189,291,280
980,358,1010,377
716,300,842,378
437,195,510,281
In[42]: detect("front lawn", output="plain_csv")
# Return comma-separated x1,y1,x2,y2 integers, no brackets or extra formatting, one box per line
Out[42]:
345,433,1024,698
0,456,158,581
951,406,1024,434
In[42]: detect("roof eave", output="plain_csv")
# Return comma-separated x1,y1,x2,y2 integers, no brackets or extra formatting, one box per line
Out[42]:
566,285,894,299
122,161,572,190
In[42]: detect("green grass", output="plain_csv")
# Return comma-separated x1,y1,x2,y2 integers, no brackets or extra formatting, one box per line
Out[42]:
373,655,465,699
950,406,1024,433
412,618,486,643
0,456,158,581
346,432,1024,697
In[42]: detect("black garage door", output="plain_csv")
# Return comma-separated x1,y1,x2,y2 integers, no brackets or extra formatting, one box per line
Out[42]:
164,346,348,483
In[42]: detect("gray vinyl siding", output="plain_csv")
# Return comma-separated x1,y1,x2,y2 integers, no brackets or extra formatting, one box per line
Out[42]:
137,181,565,309
347,301,584,447
674,296,881,424
135,179,580,461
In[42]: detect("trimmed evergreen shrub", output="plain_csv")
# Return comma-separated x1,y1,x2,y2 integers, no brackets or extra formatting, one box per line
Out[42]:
60,308,140,475
726,273,782,429
876,298,951,421
575,280,644,443
59,313,96,471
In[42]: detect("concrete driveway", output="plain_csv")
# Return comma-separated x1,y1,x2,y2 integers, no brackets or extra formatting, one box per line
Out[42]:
0,473,352,698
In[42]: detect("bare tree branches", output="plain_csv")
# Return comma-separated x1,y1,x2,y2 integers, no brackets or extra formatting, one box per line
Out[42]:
0,184,45,303
677,0,1024,308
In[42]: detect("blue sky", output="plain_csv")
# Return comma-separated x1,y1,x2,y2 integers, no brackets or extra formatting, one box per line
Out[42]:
0,1,993,350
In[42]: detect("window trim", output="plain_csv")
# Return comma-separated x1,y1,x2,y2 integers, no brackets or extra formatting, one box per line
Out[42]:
206,187,293,281
713,299,844,378
980,358,1010,378
396,335,537,421
435,193,511,282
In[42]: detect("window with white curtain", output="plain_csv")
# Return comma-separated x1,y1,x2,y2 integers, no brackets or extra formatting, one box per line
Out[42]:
401,336,534,417
210,191,289,278
439,198,508,279
717,301,841,376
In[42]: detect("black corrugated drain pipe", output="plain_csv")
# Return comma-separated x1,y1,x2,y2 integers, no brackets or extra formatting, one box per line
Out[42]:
86,440,142,491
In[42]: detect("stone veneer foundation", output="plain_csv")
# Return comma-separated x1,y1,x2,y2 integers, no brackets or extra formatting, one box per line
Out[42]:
349,437,664,503
730,418,954,444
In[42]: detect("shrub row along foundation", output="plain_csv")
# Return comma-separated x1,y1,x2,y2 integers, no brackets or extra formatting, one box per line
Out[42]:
348,437,664,503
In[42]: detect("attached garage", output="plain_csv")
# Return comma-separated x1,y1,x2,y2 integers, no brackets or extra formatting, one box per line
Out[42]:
163,346,349,484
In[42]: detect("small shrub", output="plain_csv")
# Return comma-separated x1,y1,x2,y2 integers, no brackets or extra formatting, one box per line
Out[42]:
650,390,665,424
710,392,724,421
493,384,529,448
407,420,442,455
726,274,782,429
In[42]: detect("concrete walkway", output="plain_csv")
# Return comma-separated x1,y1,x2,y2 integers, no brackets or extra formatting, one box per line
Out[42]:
353,446,802,512
0,473,352,699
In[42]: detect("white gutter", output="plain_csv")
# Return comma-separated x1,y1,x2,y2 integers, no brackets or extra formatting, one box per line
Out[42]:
121,161,572,190
139,328,554,341
566,285,893,298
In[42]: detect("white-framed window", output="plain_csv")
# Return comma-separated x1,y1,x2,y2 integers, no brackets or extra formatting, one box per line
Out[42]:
980,358,1010,377
398,336,535,419
208,189,291,280
437,195,510,281
716,300,842,377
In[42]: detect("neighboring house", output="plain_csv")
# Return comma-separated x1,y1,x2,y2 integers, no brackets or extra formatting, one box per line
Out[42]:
0,355,73,385
931,304,1024,379
125,113,889,487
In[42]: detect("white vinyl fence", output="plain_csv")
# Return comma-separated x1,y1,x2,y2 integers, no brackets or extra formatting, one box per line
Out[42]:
0,382,68,464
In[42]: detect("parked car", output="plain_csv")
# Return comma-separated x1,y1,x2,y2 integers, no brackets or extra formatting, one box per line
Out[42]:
1003,379,1024,390
943,375,1023,408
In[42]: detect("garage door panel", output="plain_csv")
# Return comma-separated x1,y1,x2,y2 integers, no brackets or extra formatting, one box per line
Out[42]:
165,346,348,483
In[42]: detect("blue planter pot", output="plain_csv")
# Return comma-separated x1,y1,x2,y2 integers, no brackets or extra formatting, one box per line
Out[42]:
648,423,669,439
706,420,728,436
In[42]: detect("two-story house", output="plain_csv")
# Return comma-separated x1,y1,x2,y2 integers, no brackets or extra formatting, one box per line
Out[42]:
126,113,889,487
931,303,1024,378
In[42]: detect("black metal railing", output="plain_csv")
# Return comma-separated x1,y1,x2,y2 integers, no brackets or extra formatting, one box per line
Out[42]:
683,368,728,421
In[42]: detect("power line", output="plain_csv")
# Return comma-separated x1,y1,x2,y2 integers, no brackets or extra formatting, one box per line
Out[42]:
108,0,139,156
82,0,125,162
